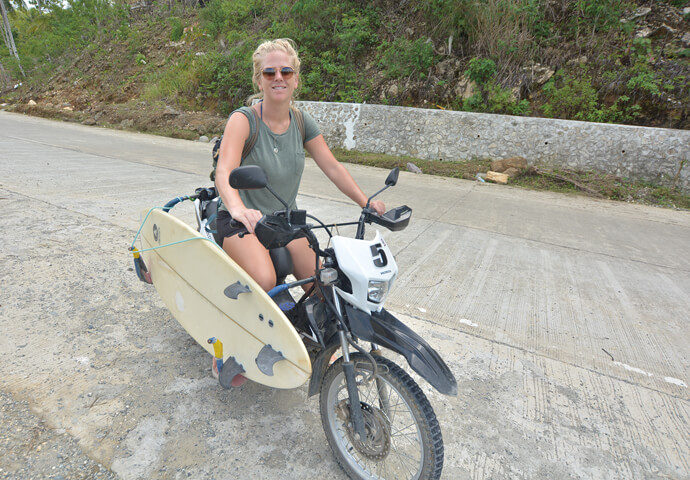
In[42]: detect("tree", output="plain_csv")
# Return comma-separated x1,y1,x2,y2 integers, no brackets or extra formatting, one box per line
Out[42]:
0,0,24,77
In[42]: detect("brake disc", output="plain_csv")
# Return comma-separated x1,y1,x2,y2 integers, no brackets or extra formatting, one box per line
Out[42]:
337,400,391,461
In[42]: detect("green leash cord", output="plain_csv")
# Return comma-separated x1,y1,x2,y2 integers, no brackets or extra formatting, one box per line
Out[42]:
129,205,223,283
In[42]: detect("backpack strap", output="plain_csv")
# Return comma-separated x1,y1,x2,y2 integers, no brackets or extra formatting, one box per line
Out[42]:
242,106,261,158
210,107,261,182
290,106,306,143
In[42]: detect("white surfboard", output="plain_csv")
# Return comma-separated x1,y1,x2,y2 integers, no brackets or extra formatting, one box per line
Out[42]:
139,208,311,389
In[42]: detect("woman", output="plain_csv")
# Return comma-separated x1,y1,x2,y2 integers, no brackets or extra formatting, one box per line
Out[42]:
214,38,385,293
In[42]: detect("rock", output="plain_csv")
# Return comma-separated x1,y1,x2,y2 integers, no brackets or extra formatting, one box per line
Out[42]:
164,106,181,116
82,118,97,126
652,24,677,38
62,106,73,111
486,171,509,184
567,56,588,66
28,100,37,105
198,135,209,143
682,32,690,47
684,7,690,16
45,102,54,108
454,76,475,100
635,27,654,38
529,63,555,86
434,58,460,77
120,119,134,128
406,162,422,174
628,7,652,21
491,156,528,173
504,167,521,177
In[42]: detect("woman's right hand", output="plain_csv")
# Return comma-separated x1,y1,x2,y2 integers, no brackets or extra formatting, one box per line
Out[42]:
229,206,263,235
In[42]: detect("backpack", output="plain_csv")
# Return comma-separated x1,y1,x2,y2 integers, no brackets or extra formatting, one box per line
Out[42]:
210,106,306,181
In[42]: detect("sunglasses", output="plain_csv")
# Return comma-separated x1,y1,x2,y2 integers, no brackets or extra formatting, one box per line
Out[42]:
262,67,295,80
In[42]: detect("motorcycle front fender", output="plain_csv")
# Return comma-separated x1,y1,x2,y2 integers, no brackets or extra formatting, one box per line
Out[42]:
345,305,458,396
307,340,340,398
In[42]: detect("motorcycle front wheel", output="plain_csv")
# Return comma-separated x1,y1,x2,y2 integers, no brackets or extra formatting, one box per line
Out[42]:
319,353,443,480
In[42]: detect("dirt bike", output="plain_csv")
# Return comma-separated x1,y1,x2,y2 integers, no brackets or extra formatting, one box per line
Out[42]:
193,165,457,480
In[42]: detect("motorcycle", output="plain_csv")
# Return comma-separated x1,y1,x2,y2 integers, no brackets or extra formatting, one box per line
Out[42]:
139,166,458,480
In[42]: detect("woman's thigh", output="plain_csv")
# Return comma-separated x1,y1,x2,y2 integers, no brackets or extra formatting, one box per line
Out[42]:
222,234,276,291
286,237,318,281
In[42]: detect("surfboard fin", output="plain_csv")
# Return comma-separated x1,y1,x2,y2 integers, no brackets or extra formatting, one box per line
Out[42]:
218,356,246,389
224,281,251,299
130,247,152,284
256,344,285,377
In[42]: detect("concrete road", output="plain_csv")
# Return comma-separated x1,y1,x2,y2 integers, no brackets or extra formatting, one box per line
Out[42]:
1,111,688,479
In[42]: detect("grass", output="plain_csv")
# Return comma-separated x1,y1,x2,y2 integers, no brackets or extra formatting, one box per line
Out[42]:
332,149,690,210
333,149,492,180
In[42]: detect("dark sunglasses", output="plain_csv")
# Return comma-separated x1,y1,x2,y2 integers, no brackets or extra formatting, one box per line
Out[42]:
262,67,295,80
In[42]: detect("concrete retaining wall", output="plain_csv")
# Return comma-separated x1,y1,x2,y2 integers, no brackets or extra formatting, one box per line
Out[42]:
297,101,689,192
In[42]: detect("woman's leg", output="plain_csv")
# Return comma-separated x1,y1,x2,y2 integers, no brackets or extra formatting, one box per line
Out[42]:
286,237,318,292
222,234,276,292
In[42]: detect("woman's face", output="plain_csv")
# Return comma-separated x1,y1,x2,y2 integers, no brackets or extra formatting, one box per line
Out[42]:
259,50,298,102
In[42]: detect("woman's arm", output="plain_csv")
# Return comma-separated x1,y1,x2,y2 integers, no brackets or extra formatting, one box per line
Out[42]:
215,111,263,234
305,134,385,215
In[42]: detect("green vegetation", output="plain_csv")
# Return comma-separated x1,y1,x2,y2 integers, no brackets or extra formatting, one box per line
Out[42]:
1,0,688,129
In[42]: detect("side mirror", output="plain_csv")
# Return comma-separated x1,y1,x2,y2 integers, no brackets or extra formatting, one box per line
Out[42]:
385,167,399,187
230,165,268,190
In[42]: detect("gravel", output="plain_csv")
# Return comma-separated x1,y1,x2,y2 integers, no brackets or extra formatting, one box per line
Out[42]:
0,390,116,480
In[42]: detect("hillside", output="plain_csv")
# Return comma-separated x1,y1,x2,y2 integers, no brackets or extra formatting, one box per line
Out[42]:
1,0,689,140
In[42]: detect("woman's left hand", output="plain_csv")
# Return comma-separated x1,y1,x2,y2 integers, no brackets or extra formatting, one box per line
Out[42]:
370,200,386,216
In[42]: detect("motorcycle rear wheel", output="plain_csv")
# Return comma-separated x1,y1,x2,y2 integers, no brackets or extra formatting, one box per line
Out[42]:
319,353,443,480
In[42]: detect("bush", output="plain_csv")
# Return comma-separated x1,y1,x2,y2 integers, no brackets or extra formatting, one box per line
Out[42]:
378,37,437,79
542,71,599,120
541,70,642,124
169,17,184,42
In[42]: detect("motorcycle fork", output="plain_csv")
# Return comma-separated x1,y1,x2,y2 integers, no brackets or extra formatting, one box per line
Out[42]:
333,289,367,440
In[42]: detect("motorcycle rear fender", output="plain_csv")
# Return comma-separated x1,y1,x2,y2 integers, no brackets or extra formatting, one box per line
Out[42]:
345,305,458,396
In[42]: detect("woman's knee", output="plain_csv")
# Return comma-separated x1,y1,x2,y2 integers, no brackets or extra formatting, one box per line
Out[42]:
252,267,277,292
221,236,276,291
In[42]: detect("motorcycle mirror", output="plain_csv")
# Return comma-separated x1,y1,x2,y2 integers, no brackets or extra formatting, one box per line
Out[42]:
229,165,268,190
385,167,399,186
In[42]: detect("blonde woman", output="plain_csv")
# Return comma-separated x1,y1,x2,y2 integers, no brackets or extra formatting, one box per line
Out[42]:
214,38,384,292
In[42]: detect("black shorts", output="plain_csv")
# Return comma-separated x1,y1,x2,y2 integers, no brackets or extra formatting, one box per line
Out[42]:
214,210,248,245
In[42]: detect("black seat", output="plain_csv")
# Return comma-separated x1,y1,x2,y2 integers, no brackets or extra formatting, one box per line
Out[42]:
270,247,294,284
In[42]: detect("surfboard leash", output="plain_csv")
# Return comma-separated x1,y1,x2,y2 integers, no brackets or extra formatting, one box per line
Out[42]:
129,205,222,283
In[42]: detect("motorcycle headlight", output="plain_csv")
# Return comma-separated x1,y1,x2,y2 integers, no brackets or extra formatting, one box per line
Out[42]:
367,280,389,303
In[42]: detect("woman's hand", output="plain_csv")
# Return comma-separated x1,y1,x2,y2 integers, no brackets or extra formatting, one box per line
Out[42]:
369,200,386,216
229,206,263,234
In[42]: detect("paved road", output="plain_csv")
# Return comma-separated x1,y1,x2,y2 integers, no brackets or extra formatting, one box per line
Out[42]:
1,111,688,479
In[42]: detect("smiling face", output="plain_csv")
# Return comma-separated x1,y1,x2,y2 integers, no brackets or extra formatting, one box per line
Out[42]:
258,50,299,102
251,39,301,103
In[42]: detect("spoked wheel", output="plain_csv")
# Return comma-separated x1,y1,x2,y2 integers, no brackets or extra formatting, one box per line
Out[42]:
319,353,444,480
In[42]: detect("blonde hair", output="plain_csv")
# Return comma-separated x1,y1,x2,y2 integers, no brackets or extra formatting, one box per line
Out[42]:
247,38,301,105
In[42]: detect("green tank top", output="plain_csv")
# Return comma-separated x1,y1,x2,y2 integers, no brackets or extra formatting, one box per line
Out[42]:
218,106,321,215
